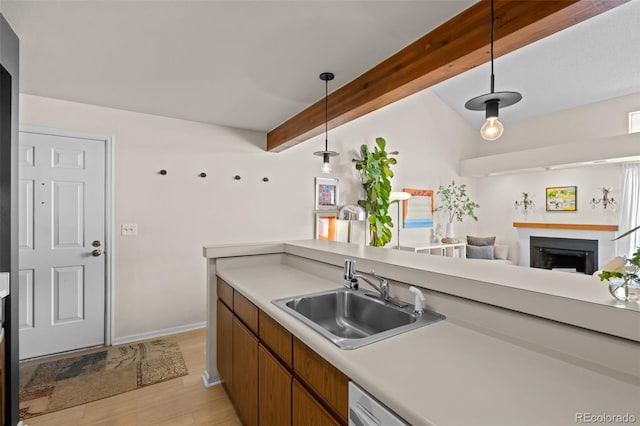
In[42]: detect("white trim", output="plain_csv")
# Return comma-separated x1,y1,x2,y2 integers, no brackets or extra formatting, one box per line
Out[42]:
201,371,222,388
18,124,115,349
111,322,206,346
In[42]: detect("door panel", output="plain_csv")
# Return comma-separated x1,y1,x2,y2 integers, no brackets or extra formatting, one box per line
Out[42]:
52,266,85,323
18,269,34,329
19,130,106,359
18,179,34,250
52,181,84,248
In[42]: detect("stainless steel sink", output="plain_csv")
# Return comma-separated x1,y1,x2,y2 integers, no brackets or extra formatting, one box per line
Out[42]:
272,288,445,349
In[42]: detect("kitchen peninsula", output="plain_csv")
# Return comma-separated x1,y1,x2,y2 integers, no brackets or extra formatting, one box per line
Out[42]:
203,240,640,425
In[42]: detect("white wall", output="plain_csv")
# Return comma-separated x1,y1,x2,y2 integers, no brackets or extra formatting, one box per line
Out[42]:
20,94,325,340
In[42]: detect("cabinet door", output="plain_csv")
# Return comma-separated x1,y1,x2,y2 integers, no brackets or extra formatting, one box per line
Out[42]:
292,379,340,426
233,317,259,426
258,344,292,426
293,337,349,423
216,299,233,395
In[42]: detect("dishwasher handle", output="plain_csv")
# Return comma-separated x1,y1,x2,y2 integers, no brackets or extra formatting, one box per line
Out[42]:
350,404,381,426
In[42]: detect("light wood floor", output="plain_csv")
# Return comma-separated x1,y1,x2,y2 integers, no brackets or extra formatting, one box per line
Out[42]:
22,328,242,426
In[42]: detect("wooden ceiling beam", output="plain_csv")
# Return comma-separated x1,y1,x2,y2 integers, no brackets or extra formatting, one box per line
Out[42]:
267,0,628,152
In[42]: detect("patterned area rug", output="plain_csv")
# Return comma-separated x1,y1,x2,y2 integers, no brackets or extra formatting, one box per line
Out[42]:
19,337,188,420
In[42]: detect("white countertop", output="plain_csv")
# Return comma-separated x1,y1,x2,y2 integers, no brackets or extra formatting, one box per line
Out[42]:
205,240,640,342
214,256,640,426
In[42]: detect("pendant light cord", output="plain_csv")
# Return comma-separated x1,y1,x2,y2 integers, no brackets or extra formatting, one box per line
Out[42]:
490,0,495,94
324,77,329,151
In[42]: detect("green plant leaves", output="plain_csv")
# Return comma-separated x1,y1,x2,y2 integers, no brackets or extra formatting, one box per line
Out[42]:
436,180,479,223
353,137,398,247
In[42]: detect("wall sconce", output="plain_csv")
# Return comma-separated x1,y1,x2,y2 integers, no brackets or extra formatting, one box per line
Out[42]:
514,192,534,212
590,187,616,210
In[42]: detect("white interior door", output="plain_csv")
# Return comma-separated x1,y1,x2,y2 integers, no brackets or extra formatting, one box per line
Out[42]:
19,129,106,359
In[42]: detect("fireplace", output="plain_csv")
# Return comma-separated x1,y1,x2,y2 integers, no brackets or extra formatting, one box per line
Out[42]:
530,236,598,275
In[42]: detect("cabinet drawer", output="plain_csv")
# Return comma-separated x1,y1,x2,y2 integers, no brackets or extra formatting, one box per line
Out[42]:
292,379,340,426
293,337,348,424
234,291,259,335
217,277,234,309
259,310,292,369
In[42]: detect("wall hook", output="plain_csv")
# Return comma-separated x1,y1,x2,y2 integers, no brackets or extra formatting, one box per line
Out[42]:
199,172,207,178
159,169,167,175
234,175,241,180
262,177,269,182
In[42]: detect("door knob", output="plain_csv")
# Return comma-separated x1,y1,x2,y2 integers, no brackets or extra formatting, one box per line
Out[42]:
92,240,102,247
91,249,102,257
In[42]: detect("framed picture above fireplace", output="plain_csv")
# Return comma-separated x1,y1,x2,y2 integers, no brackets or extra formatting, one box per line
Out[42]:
546,186,577,211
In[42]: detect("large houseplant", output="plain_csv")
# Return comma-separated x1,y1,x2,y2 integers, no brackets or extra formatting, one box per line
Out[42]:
353,137,398,247
436,180,479,240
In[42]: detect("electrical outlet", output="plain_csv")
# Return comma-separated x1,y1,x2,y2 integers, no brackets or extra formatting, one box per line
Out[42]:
121,223,138,236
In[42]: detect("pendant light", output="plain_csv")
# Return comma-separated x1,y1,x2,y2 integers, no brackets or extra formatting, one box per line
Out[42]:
314,72,338,173
465,0,522,141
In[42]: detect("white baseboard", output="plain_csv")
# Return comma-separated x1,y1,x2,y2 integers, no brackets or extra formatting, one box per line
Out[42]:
201,371,222,388
111,322,206,346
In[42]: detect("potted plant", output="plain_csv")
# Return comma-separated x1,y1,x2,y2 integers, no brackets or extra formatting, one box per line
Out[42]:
435,180,479,242
598,225,640,301
353,137,398,247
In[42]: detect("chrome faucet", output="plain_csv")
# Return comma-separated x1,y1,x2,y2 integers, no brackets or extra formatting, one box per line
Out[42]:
344,259,407,307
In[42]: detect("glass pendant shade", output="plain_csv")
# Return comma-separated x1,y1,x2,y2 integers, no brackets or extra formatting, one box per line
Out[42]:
321,153,332,173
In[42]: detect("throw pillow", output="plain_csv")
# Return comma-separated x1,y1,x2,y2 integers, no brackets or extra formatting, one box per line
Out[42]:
494,244,509,260
467,235,496,246
466,244,495,260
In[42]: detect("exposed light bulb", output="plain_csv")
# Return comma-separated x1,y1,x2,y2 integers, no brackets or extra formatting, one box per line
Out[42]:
481,117,503,141
321,153,332,173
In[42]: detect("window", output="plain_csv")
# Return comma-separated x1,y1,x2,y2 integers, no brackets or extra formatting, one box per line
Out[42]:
630,111,640,133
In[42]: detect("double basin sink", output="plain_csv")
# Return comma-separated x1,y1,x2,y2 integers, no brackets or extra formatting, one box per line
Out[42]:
273,288,445,350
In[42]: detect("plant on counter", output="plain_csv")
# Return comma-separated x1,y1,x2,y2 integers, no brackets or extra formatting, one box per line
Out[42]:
353,137,398,247
598,225,640,302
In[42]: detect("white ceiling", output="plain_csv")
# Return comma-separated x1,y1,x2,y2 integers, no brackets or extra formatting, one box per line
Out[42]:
431,0,640,129
0,0,474,132
2,0,638,136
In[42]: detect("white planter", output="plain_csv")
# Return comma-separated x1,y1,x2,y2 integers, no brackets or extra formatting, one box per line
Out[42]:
445,223,455,238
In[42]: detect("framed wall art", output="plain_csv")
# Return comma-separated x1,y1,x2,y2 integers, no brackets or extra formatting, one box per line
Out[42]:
546,186,577,211
402,188,434,228
315,177,339,211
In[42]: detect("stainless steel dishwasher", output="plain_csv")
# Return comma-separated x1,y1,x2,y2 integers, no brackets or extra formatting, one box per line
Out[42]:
349,382,408,426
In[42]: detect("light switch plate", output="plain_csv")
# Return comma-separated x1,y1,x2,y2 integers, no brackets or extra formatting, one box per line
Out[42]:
121,223,138,236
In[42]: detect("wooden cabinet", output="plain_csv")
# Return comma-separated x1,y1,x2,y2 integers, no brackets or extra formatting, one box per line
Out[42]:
233,317,259,426
292,379,340,426
259,310,292,369
217,277,234,310
216,276,348,426
234,291,259,335
258,345,292,426
216,299,233,395
293,337,349,424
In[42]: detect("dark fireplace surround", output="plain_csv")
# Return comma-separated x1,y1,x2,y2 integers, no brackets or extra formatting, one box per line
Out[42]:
530,236,598,275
